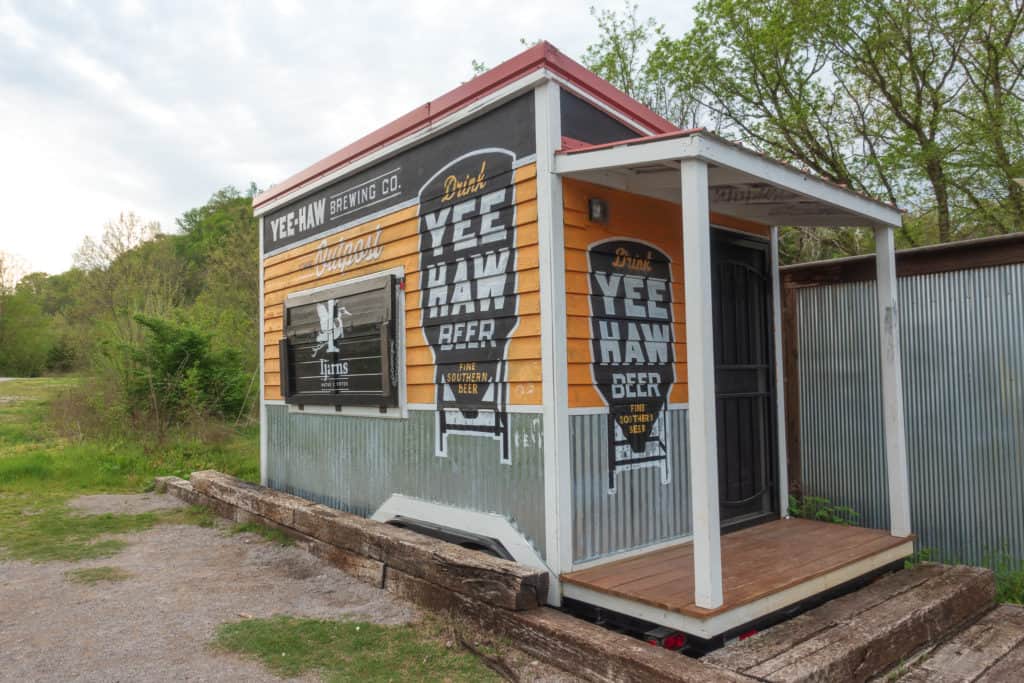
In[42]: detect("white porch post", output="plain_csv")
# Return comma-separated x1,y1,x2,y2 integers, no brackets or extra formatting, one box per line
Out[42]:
534,80,571,604
770,227,790,517
874,226,912,538
681,159,723,609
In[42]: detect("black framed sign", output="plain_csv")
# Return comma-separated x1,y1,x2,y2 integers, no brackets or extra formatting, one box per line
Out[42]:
279,274,399,408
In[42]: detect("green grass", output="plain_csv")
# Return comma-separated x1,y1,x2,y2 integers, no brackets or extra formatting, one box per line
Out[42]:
162,504,218,528
65,566,133,584
991,553,1024,604
906,546,1024,605
231,521,294,546
213,616,499,682
0,377,258,563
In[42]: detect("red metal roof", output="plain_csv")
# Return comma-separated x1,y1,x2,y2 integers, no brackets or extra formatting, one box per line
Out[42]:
253,41,679,210
557,128,706,155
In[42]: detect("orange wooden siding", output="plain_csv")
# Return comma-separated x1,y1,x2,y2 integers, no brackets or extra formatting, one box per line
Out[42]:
263,163,541,404
562,177,769,409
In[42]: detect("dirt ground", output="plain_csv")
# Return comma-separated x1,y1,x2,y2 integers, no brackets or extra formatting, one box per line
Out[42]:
0,493,423,682
1,493,574,682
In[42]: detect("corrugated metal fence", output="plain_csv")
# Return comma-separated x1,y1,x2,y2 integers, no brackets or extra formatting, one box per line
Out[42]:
789,240,1024,565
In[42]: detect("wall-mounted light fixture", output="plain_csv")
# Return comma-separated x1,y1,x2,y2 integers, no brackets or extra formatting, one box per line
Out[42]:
588,197,609,223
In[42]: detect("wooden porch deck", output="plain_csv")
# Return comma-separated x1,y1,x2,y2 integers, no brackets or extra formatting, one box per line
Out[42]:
561,518,914,637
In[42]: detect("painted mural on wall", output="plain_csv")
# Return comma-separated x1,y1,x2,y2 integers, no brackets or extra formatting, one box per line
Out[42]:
418,148,519,462
587,239,675,492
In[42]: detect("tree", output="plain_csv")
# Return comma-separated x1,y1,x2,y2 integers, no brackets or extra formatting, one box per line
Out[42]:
951,0,1024,234
582,4,704,128
582,0,1024,262
0,251,27,292
0,287,54,376
181,186,261,371
73,212,160,271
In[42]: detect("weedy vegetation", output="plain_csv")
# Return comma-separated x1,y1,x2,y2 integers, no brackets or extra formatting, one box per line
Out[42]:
788,494,860,526
231,522,293,546
0,378,257,563
213,616,499,682
65,566,134,585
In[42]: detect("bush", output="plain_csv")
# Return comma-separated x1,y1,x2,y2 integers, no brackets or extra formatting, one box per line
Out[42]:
788,495,860,526
0,289,55,376
111,314,254,436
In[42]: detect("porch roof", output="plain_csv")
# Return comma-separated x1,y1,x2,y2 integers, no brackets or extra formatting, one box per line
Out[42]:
555,131,903,229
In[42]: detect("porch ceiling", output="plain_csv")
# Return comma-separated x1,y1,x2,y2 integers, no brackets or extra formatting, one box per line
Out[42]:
554,131,903,229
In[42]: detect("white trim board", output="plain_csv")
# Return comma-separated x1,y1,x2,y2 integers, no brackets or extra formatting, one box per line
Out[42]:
534,79,572,607
770,226,790,518
561,540,914,640
266,402,544,416
546,71,656,137
259,215,268,486
280,264,409,420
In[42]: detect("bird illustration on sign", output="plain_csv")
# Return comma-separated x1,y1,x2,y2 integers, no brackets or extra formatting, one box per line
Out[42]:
312,299,352,357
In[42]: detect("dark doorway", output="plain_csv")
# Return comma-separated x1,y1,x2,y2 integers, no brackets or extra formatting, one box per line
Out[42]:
710,228,778,530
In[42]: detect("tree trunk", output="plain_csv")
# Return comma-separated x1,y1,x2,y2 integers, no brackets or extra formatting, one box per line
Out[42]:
926,159,954,243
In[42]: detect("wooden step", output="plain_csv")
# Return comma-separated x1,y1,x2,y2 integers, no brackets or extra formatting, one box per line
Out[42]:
895,604,1024,682
704,563,995,683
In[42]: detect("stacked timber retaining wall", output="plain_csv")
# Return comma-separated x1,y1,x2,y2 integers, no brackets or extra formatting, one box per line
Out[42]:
156,471,751,683
782,234,1024,565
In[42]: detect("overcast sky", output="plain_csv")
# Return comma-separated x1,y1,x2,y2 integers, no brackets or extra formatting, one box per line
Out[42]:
0,0,696,276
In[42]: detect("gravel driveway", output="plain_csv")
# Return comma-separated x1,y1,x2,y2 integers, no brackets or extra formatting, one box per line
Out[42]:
0,494,420,682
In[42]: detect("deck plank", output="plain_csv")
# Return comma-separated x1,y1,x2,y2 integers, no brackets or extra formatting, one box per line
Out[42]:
562,518,913,618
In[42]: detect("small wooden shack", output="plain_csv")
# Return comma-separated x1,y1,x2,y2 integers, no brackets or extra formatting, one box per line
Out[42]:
254,42,913,642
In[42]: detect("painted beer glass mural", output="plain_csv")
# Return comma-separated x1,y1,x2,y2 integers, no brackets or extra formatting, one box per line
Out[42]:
418,149,519,462
587,239,675,491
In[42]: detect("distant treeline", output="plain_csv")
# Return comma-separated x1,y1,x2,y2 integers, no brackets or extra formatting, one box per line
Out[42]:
0,185,259,437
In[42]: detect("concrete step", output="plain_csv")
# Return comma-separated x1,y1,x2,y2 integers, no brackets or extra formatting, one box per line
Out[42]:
892,604,1024,682
704,563,995,683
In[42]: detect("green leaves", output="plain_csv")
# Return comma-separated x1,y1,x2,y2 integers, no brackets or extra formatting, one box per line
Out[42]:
119,314,251,431
582,0,1024,262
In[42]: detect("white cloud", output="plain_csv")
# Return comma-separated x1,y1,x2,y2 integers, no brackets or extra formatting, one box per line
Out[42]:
0,0,695,275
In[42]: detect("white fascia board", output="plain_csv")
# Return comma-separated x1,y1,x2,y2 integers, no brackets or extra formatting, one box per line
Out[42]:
554,136,686,175
554,134,903,229
259,215,268,486
255,70,549,218
545,72,657,137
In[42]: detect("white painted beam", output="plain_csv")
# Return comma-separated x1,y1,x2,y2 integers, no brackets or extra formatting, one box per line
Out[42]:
554,134,903,229
874,226,912,538
534,80,572,604
259,215,268,486
681,158,724,609
770,227,790,517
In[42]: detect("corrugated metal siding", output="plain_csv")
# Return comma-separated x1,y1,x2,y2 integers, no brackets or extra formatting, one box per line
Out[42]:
797,263,1024,564
266,406,546,556
571,409,691,562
